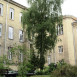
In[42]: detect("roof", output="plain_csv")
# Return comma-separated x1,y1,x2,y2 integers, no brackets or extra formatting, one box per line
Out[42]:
4,0,28,10
63,15,77,21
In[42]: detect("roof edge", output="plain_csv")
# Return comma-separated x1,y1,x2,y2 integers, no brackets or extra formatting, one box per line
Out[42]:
4,0,28,10
63,15,77,21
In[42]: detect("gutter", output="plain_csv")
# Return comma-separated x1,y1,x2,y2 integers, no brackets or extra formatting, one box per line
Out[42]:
4,0,9,66
54,47,56,64
72,21,77,65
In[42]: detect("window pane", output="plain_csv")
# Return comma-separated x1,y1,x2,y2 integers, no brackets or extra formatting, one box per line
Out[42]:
61,25,63,34
48,55,51,65
10,8,14,20
58,46,63,53
0,4,3,16
19,30,23,41
8,47,12,60
9,27,13,39
20,13,22,22
0,24,2,36
0,8,1,15
19,50,23,62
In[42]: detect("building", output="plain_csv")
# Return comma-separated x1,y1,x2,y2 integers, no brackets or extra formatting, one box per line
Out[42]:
1,0,77,71
0,0,30,71
46,15,77,66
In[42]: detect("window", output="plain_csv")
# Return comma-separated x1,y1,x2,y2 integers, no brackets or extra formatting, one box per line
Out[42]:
57,25,63,35
20,13,22,22
8,27,13,39
0,24,2,36
48,55,51,65
19,30,23,41
8,47,12,60
10,8,14,20
0,4,3,16
19,50,23,62
58,46,63,53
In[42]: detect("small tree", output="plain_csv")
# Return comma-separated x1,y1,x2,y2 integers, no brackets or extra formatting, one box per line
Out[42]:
10,43,39,77
27,50,40,73
9,43,29,77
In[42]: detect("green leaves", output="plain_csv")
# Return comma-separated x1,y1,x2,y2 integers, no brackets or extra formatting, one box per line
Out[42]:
22,0,64,70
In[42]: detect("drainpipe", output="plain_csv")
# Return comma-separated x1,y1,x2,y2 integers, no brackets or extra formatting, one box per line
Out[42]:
4,0,9,66
72,21,77,65
54,47,56,64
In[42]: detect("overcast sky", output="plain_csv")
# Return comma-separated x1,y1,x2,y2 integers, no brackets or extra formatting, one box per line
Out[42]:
13,0,77,17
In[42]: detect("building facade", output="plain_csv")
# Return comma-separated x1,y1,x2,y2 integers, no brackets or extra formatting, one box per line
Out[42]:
46,15,77,66
0,0,30,71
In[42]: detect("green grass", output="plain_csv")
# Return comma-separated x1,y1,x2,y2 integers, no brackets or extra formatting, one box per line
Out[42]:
31,75,50,77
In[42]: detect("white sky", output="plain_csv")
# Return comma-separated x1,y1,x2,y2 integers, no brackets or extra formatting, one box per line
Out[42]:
13,0,77,17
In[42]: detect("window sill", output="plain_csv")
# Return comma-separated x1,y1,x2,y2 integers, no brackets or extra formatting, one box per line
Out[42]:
9,19,14,21
59,52,63,54
0,15,3,17
19,22,22,23
57,34,63,36
8,59,12,60
8,38,13,40
19,40,24,43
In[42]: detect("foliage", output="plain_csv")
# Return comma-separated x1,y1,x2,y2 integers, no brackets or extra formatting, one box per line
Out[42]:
22,0,64,70
10,43,40,77
0,55,10,69
27,50,40,73
50,64,77,77
35,66,50,75
31,75,50,77
9,43,30,77
48,63,57,73
57,59,67,68
0,55,10,77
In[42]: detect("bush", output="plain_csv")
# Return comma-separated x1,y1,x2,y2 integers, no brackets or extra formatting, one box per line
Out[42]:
35,66,50,75
48,63,57,73
50,64,77,77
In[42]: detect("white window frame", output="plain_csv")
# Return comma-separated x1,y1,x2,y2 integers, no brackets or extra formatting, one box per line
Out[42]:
8,47,12,60
9,8,14,20
20,12,22,22
19,50,23,62
8,27,13,39
19,30,23,42
0,24,2,36
0,4,3,16
48,55,51,65
57,25,63,35
58,46,63,53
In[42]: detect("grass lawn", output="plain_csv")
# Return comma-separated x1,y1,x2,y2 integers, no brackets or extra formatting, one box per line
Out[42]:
31,75,50,77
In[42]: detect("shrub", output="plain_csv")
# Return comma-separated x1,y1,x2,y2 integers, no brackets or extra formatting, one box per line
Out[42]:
35,66,50,75
50,64,77,77
48,63,57,73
